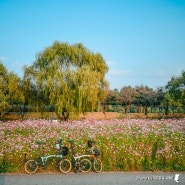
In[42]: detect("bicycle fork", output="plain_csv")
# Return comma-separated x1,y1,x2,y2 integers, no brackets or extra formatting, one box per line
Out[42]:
38,157,46,168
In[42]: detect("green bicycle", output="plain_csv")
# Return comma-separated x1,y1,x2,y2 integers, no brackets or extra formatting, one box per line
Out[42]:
24,138,72,174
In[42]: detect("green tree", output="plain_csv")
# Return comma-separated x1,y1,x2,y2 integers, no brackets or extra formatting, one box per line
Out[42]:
134,85,154,115
24,41,109,120
152,87,165,113
0,62,25,118
8,72,25,112
0,62,10,117
165,70,185,113
103,89,120,112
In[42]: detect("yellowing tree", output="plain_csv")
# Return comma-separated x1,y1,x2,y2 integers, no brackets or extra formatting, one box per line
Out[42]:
0,62,10,117
24,41,109,120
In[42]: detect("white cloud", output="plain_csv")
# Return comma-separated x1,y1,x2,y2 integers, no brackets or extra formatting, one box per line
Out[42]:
0,56,9,62
108,69,130,76
13,61,24,67
106,60,131,76
156,70,166,76
107,61,117,66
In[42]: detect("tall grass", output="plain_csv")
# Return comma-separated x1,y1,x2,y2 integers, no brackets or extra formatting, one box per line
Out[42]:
0,119,185,172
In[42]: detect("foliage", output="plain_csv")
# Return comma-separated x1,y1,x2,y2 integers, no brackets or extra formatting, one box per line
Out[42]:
23,42,109,120
1,118,185,172
103,72,184,114
8,72,25,109
134,85,154,115
165,71,185,112
119,86,136,106
0,62,10,116
0,57,185,118
0,62,25,118
103,89,120,105
104,86,166,114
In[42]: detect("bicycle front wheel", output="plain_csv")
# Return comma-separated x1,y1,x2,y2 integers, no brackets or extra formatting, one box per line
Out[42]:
24,160,38,174
59,159,72,173
79,158,92,173
93,158,102,173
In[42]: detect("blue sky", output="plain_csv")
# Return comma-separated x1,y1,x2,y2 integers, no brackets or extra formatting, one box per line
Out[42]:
0,0,185,90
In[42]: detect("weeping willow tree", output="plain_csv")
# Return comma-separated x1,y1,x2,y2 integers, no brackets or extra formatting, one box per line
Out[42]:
24,41,109,120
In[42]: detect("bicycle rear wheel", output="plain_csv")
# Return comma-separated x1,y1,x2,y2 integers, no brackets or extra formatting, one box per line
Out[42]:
93,158,102,173
24,160,38,174
59,159,72,173
79,158,92,173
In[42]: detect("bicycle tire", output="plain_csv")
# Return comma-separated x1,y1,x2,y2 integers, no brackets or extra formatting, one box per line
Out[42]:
59,159,72,173
79,158,92,173
93,158,102,173
24,160,38,174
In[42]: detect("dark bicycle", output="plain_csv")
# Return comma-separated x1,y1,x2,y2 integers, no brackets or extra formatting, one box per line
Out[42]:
24,138,72,174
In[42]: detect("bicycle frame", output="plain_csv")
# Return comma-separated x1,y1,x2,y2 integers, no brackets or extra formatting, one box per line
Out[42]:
38,154,64,166
35,139,66,167
72,154,95,167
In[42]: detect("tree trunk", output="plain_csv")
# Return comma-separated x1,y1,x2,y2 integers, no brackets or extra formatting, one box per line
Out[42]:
124,107,127,114
62,110,69,121
144,106,148,116
55,111,63,121
164,105,169,115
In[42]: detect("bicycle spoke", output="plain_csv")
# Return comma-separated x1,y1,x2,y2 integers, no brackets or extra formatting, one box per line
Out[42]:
79,158,92,173
59,159,72,173
94,158,102,173
24,160,38,174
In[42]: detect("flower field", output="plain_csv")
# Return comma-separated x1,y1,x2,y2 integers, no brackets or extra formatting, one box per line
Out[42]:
0,118,185,172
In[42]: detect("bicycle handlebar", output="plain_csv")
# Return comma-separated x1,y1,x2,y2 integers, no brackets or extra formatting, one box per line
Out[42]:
36,141,46,145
